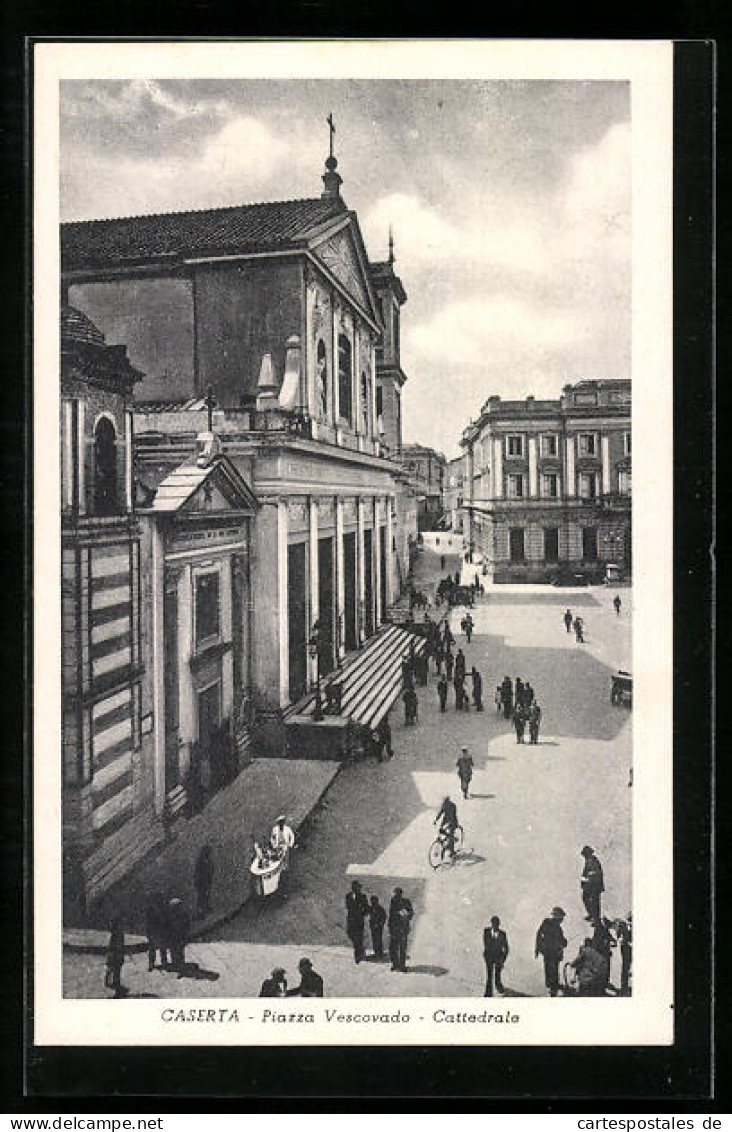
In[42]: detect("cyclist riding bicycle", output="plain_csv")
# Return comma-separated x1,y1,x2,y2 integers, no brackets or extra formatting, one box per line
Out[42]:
434,796,459,855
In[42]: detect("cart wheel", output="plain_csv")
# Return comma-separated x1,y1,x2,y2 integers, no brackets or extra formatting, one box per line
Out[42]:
428,840,444,870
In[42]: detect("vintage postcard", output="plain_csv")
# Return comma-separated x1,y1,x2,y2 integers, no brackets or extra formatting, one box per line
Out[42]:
33,38,673,1047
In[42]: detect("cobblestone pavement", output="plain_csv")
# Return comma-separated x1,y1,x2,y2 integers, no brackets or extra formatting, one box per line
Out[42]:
64,548,632,1001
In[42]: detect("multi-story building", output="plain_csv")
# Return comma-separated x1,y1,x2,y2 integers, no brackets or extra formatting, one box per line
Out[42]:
459,380,631,583
443,454,467,534
401,443,447,532
60,147,422,912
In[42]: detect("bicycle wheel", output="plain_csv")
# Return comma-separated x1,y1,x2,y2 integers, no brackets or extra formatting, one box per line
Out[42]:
428,840,444,870
453,825,464,854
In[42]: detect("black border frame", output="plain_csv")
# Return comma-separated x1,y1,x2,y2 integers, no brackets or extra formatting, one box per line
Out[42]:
3,31,716,1108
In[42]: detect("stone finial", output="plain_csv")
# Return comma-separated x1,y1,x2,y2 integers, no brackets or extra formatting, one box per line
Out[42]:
279,335,301,411
256,352,279,412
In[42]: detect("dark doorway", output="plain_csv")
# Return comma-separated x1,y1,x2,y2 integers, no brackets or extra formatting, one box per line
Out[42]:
93,417,118,516
163,587,180,794
363,529,374,638
379,526,387,619
318,536,335,673
544,527,559,564
343,532,357,651
582,526,598,562
287,542,308,702
509,528,525,564
198,681,221,750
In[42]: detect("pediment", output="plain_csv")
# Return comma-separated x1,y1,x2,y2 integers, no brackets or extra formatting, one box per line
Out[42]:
152,456,259,516
312,226,373,319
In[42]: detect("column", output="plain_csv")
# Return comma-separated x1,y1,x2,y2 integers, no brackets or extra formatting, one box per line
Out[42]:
150,521,166,816
77,400,86,515
492,436,503,499
125,409,134,512
374,498,383,626
221,558,234,719
385,495,395,608
308,498,319,685
277,499,289,706
565,434,576,497
528,435,539,498
601,434,611,495
335,496,345,660
356,497,366,644
177,563,194,780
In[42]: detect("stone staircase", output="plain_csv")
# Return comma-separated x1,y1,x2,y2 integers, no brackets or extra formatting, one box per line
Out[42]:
291,624,426,733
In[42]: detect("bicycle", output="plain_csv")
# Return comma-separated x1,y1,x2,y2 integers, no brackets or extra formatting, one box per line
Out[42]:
428,824,464,869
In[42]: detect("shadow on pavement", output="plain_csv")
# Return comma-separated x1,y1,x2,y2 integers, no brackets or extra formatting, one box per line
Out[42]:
175,961,220,982
404,964,449,977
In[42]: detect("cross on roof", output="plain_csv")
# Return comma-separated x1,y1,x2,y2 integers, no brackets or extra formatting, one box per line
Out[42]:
327,113,336,159
204,384,216,431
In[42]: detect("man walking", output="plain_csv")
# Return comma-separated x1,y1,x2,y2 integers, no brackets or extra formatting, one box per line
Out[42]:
528,701,542,745
368,895,387,959
437,674,448,713
454,672,465,711
535,906,567,997
445,647,454,681
471,666,483,711
377,713,394,759
456,745,474,799
345,880,370,964
564,608,573,633
580,845,605,922
454,648,466,681
483,915,509,996
388,887,414,972
512,702,526,744
502,676,513,720
613,594,622,616
573,616,585,643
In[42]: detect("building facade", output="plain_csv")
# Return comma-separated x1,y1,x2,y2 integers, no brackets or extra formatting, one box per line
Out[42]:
400,443,447,532
459,381,631,583
60,150,422,912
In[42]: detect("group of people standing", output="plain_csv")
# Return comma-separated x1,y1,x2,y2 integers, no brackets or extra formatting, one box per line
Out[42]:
495,675,543,745
258,957,324,998
104,890,195,998
345,880,414,972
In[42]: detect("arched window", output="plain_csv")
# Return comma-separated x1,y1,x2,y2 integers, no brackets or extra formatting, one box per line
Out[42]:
360,372,369,434
316,339,329,420
93,416,118,515
338,334,352,424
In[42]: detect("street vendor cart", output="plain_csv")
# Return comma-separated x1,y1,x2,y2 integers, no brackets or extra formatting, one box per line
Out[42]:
250,847,288,899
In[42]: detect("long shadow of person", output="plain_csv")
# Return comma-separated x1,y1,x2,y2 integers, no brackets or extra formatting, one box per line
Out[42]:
176,961,220,982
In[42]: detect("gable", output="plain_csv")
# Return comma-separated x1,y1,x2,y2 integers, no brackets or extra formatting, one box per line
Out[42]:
312,227,372,318
151,456,259,515
180,477,240,515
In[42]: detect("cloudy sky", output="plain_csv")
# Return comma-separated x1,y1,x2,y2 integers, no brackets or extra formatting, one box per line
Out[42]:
60,78,631,457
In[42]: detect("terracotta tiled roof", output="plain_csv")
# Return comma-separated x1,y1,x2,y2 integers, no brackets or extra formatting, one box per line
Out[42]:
61,304,106,347
62,196,347,271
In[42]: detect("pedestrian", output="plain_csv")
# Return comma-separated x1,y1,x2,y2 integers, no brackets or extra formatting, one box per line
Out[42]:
613,594,622,616
564,608,573,633
417,651,429,687
437,674,448,713
167,896,190,973
523,681,535,708
454,673,465,711
535,906,567,997
512,703,526,744
515,677,524,706
104,916,126,997
528,701,542,745
144,891,169,971
464,613,474,643
445,648,454,680
377,713,394,759
401,657,414,691
193,844,215,918
388,887,414,972
434,644,444,676
369,895,387,959
471,666,483,711
616,913,632,995
502,676,513,720
259,967,288,997
456,745,474,799
495,685,503,714
483,915,509,996
454,648,466,681
286,957,324,997
570,938,608,996
580,845,605,922
592,917,617,992
345,879,370,964
573,616,584,643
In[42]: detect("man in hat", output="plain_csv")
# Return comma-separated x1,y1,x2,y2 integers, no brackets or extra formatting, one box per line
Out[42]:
535,906,567,997
287,957,324,997
456,746,474,800
388,887,414,972
271,815,295,854
580,845,605,922
259,967,288,997
471,666,483,711
345,880,370,964
483,915,509,996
